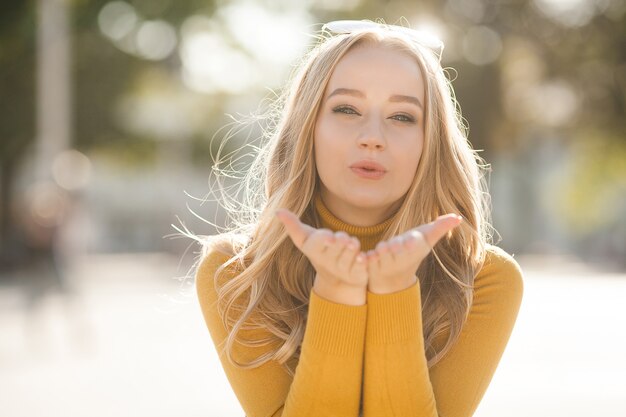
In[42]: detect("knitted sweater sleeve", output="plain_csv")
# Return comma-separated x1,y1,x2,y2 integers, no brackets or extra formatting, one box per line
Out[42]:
195,247,367,417
362,246,524,417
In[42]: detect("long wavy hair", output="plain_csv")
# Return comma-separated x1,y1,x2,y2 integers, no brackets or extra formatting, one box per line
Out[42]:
180,22,495,377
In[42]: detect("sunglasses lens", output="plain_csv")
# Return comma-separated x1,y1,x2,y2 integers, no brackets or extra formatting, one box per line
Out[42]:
323,20,375,33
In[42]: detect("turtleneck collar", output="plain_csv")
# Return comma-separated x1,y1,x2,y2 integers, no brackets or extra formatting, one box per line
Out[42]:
313,194,395,252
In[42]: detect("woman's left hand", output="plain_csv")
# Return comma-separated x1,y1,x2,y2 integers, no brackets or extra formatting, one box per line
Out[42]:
366,214,463,294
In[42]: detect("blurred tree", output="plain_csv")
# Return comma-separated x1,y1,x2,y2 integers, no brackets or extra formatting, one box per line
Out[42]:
0,0,224,266
0,2,35,266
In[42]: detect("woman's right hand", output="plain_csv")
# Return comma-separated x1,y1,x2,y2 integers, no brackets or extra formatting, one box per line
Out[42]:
275,208,367,305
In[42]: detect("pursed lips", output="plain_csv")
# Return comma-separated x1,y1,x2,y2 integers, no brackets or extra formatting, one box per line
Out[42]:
349,160,387,179
349,160,387,172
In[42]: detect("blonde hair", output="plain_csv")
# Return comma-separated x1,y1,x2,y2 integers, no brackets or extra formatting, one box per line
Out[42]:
181,22,495,377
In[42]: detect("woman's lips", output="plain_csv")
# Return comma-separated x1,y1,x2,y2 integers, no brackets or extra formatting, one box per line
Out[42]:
350,167,387,179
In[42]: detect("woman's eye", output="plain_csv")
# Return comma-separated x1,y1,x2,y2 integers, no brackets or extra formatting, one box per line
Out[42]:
392,114,415,123
332,106,358,115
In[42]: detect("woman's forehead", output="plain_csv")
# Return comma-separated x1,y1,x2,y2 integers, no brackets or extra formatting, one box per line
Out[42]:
325,44,425,102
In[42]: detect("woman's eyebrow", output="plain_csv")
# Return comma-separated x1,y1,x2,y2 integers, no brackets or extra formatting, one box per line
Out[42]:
326,87,423,110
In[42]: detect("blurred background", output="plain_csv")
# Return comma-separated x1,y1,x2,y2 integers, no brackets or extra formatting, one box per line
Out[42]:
1,0,625,416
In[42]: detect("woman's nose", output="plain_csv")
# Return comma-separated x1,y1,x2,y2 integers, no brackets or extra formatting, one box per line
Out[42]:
357,117,386,150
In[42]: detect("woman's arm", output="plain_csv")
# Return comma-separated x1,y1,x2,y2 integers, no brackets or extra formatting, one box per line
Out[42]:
196,248,367,417
362,246,524,417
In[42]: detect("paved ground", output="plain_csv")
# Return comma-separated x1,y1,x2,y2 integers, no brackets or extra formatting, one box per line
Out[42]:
1,251,625,417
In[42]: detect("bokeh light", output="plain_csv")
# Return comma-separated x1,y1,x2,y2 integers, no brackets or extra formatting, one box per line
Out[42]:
135,20,177,61
97,1,137,42
462,25,502,65
52,149,92,191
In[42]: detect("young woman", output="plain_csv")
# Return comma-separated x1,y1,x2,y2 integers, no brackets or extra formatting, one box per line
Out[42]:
193,19,524,417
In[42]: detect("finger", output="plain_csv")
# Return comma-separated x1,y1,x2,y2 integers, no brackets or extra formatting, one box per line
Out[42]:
406,229,427,251
324,231,350,263
388,236,405,255
275,209,317,250
351,250,368,282
304,229,335,255
337,237,360,272
375,240,395,270
414,214,462,249
366,249,380,276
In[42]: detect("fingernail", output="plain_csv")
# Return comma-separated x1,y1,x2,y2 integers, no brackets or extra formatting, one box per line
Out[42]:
456,215,463,221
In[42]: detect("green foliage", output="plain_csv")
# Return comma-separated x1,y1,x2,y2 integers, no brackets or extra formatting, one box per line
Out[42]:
559,131,626,233
0,2,35,161
88,135,158,168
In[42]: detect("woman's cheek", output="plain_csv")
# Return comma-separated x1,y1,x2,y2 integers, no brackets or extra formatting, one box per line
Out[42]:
329,119,353,134
320,117,344,138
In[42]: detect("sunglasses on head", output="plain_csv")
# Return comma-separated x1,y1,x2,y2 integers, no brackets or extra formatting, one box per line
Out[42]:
322,19,445,62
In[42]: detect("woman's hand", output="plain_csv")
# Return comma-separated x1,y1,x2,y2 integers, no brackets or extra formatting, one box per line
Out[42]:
276,209,368,305
365,214,463,294
275,208,462,300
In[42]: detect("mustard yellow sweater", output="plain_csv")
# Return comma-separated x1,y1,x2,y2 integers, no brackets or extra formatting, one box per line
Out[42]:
196,197,524,417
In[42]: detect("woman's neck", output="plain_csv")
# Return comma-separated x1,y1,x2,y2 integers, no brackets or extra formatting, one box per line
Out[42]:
319,187,404,227
314,194,395,252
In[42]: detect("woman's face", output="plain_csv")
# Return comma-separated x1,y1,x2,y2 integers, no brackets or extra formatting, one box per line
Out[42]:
313,43,426,226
